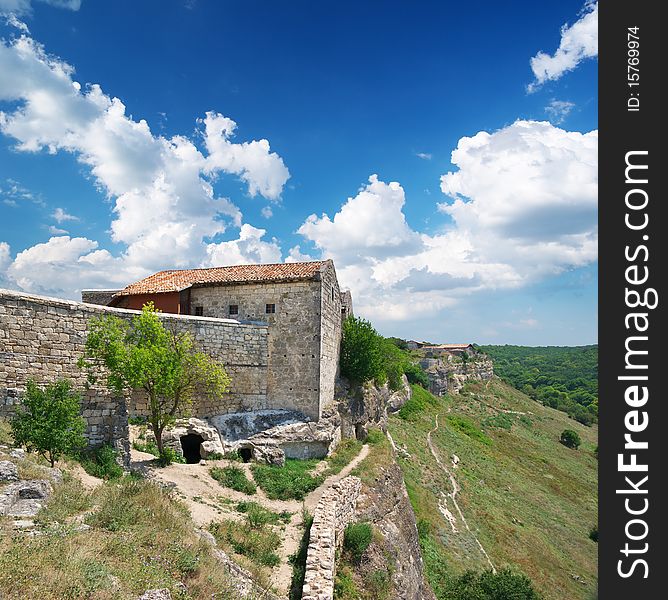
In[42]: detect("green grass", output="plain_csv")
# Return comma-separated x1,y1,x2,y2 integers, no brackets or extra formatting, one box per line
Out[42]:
236,501,291,526
0,417,13,445
325,438,363,475
388,378,598,600
210,465,257,495
0,475,239,598
289,510,313,600
251,459,324,500
209,520,281,567
397,384,441,421
76,444,124,480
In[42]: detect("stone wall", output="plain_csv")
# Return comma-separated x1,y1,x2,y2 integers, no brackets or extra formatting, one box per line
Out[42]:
302,476,362,600
190,279,323,420
319,262,342,417
0,289,269,456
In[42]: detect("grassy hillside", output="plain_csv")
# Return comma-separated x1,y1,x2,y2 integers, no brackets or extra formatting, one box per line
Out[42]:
479,345,598,426
388,379,598,600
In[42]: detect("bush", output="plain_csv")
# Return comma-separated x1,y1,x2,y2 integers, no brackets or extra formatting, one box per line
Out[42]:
403,363,430,389
11,379,86,467
78,444,123,480
340,317,385,384
343,522,373,563
444,568,542,599
251,459,323,500
560,429,581,449
210,466,257,495
589,525,598,542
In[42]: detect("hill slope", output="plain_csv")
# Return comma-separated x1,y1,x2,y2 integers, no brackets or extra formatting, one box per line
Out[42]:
388,378,598,600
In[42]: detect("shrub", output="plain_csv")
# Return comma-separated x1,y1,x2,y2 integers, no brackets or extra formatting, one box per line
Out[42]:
560,429,581,449
210,465,257,495
340,317,385,384
251,459,323,500
444,568,542,599
11,379,86,467
343,522,373,563
589,526,598,542
128,415,147,426
403,363,430,389
78,444,123,480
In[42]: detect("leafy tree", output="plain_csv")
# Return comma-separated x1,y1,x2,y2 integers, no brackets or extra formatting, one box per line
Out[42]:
444,568,542,600
560,429,581,449
79,303,231,458
11,379,86,467
403,362,430,389
340,316,385,384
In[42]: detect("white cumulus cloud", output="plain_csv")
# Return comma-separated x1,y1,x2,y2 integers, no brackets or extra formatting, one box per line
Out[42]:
297,120,597,324
0,32,290,297
204,224,282,267
528,1,598,92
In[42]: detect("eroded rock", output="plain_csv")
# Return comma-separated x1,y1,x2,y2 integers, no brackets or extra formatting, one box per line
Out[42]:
0,460,19,482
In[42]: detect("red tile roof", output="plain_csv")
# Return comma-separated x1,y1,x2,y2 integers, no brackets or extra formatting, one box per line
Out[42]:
424,344,473,350
114,261,329,296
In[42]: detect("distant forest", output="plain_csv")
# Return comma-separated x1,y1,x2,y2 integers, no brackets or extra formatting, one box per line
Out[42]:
477,345,598,426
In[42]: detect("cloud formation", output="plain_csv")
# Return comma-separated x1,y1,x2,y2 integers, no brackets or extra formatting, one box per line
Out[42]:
0,33,290,297
528,1,597,92
298,120,597,323
544,99,575,124
0,0,80,17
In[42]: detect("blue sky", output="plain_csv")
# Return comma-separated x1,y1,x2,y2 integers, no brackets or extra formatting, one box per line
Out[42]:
0,0,598,345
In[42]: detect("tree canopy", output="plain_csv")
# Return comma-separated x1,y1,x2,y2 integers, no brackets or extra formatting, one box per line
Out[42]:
79,303,231,458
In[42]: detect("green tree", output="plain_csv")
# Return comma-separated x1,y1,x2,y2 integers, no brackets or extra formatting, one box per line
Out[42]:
79,303,231,458
560,429,581,449
11,379,86,467
340,316,384,384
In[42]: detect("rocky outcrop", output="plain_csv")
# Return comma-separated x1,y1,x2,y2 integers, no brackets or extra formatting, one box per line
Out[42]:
0,479,53,517
153,417,225,459
337,376,411,440
419,354,494,396
0,459,19,482
302,476,362,600
209,405,342,464
355,461,436,600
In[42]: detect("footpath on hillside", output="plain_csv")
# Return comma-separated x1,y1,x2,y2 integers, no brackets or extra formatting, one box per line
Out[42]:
132,443,370,597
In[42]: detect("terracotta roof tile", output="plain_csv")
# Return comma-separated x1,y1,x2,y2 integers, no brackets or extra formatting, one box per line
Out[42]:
115,261,329,296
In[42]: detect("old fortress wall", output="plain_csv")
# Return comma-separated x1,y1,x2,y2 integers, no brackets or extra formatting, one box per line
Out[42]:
0,289,270,452
301,475,362,600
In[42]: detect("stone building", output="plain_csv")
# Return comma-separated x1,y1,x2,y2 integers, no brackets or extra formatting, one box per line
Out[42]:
86,260,348,422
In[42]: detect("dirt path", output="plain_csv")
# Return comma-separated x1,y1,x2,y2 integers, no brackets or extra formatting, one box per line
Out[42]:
132,443,370,598
427,414,496,573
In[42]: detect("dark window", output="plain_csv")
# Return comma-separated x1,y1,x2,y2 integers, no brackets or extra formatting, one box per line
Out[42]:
332,287,335,301
229,304,239,316
194,306,203,316
266,303,276,314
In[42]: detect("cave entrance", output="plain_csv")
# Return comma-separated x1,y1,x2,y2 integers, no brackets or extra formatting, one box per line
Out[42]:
238,447,253,463
180,434,204,464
